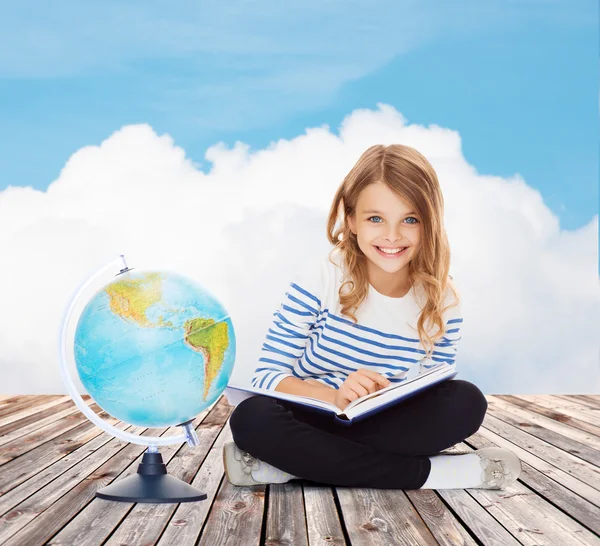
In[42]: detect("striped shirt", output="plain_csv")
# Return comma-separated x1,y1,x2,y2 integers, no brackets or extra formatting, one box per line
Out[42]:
251,247,463,391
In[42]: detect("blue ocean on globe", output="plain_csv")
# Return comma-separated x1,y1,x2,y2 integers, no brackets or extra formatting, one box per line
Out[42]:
74,270,236,427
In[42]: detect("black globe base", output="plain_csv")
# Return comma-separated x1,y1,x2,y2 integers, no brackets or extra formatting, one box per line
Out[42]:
96,451,207,503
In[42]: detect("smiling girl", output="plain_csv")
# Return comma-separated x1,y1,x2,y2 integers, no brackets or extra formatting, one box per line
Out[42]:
224,144,521,491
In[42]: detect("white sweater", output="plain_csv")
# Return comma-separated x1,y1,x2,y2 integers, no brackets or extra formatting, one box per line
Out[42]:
251,247,463,391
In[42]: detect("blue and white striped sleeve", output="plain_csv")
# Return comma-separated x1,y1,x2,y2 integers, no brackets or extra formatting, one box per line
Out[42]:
250,261,324,391
420,286,463,372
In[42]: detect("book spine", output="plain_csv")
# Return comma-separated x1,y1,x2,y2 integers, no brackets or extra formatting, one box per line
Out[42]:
332,413,353,426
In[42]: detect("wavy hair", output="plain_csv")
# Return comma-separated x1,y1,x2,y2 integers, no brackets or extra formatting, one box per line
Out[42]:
325,144,460,359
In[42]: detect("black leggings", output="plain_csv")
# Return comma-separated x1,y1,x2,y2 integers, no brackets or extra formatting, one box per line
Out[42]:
229,379,488,490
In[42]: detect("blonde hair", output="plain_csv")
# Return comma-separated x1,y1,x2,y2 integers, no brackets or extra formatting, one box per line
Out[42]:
325,144,460,359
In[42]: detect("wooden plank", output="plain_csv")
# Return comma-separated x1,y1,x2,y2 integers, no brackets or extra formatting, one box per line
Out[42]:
0,395,38,408
0,397,94,448
546,395,600,416
0,403,105,465
0,396,72,430
303,485,347,546
266,482,308,545
479,411,600,497
430,487,521,545
403,486,484,546
335,487,438,545
102,399,233,546
6,423,178,546
196,473,265,546
488,396,600,450
474,421,600,532
45,399,225,546
0,395,61,420
464,431,600,545
6,402,211,545
529,395,600,426
552,395,600,411
158,420,268,546
498,395,600,437
489,396,600,453
0,421,134,543
0,408,118,495
572,395,600,409
0,393,598,545
156,423,239,546
485,397,600,467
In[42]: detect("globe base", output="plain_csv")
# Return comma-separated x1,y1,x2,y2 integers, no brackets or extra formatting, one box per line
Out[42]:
96,451,207,503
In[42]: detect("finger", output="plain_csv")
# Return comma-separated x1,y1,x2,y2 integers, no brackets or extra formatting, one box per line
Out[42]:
355,368,390,392
353,375,380,395
357,368,391,388
347,378,370,398
341,386,361,401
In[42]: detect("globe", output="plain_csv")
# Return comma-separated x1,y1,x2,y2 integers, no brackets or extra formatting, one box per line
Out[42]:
58,256,236,503
73,268,236,428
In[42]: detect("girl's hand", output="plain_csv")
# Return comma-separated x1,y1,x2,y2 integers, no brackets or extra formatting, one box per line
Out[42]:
302,377,339,406
334,369,391,411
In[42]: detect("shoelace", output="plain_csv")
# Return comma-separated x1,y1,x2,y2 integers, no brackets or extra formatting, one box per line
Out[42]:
480,457,512,489
233,447,260,476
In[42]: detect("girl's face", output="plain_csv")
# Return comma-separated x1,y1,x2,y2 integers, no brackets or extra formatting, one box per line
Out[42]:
347,182,421,276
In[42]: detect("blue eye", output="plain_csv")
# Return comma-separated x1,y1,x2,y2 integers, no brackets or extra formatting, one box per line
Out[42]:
367,216,419,224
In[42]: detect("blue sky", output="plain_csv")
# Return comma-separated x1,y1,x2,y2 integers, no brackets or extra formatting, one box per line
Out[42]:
0,0,597,233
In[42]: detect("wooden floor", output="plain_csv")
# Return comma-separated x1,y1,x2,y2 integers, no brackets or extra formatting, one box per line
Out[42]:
0,394,598,546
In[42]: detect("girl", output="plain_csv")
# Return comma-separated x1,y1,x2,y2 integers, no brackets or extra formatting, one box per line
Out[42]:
223,144,522,491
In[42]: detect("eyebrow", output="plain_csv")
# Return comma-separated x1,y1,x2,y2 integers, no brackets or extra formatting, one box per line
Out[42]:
363,209,417,215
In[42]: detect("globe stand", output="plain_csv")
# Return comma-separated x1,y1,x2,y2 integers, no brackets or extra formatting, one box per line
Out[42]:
96,419,206,503
96,450,207,503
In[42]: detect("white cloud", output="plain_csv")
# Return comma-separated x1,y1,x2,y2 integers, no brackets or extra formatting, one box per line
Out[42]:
0,103,598,396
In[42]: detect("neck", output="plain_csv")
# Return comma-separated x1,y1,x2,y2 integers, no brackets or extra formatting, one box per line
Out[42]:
366,261,412,297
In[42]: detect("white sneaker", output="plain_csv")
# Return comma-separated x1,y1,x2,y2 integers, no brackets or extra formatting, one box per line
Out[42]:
223,442,295,486
439,446,522,490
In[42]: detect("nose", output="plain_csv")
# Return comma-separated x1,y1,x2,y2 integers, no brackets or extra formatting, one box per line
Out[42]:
384,228,404,243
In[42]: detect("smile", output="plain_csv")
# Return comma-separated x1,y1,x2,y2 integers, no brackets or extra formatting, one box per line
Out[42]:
374,245,408,258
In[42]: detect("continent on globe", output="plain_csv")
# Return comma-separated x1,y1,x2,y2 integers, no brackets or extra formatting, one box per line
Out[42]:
106,273,175,329
184,318,229,399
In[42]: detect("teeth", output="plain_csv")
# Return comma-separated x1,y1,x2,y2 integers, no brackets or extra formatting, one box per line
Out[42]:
378,246,406,254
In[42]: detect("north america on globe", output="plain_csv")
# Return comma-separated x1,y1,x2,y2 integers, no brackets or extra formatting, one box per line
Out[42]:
74,269,236,427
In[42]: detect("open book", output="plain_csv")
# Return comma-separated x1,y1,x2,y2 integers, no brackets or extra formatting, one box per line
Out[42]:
224,362,458,426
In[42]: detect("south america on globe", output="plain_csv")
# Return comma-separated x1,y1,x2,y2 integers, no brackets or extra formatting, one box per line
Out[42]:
74,270,236,428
